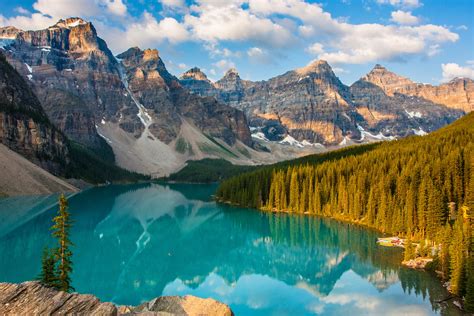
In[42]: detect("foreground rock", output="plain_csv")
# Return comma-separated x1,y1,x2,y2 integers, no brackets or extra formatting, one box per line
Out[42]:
0,282,233,316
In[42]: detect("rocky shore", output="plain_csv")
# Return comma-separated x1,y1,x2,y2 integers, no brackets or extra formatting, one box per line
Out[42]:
0,282,233,315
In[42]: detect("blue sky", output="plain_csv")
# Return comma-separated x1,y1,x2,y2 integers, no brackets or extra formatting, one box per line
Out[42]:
1,0,473,84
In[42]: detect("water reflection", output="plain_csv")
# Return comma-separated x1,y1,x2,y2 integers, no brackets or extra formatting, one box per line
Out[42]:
0,183,459,315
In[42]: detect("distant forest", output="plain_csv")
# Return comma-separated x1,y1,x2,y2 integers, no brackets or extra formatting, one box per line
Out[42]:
216,113,474,311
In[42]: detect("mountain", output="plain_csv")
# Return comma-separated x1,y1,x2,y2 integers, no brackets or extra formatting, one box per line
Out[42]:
180,62,466,146
0,52,68,174
361,64,473,113
0,49,149,187
0,18,257,177
350,64,464,137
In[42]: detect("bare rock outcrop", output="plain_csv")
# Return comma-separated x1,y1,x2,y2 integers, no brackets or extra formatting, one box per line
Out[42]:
0,282,233,316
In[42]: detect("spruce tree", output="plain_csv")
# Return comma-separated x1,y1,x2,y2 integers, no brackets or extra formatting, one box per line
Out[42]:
51,194,74,292
38,247,57,287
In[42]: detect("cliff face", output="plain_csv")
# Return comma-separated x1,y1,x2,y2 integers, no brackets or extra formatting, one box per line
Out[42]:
0,18,142,149
0,53,68,174
180,62,465,145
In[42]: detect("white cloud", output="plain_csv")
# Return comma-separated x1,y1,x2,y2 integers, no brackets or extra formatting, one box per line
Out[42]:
213,59,236,74
247,47,271,64
376,0,421,8
109,13,189,52
333,67,349,74
307,42,325,55
14,7,31,15
161,0,186,8
317,23,458,64
441,63,474,82
184,1,294,47
178,63,188,69
106,0,127,16
390,10,419,25
0,0,460,69
0,13,54,30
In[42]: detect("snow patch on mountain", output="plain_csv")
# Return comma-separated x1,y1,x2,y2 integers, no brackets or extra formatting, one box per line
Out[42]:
251,132,269,142
413,128,427,136
405,110,423,118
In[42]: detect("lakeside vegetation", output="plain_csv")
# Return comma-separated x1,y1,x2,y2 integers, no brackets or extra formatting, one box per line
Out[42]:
66,141,150,184
216,113,474,311
164,158,255,183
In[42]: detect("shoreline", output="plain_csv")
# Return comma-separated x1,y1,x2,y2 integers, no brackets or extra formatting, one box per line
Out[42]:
215,198,468,313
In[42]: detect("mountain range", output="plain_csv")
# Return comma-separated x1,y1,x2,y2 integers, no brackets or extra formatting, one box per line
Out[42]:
0,17,472,181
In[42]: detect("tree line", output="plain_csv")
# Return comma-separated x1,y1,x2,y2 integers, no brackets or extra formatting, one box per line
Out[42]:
216,113,474,311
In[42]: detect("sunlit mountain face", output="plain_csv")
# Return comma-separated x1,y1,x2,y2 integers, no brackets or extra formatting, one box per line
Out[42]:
0,183,460,315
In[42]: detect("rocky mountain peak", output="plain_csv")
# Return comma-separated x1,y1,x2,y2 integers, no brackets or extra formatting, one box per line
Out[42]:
362,64,414,92
52,17,89,29
180,67,210,81
117,47,161,65
224,68,240,78
296,59,333,76
0,26,22,39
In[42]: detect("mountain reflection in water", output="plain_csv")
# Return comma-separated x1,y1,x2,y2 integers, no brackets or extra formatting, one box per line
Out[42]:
0,183,460,315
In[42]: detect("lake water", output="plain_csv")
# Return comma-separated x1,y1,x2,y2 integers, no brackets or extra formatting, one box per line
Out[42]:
0,183,460,315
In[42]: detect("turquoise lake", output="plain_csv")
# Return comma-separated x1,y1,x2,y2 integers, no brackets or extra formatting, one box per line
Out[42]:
0,183,460,315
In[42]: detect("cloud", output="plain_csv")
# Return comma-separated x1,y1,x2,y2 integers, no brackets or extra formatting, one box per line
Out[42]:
161,0,186,8
0,0,460,69
390,10,419,25
178,63,188,69
184,1,294,47
106,0,127,16
307,42,325,55
14,7,31,15
441,63,474,82
108,13,189,52
247,47,272,64
376,0,421,8
317,23,458,64
213,59,236,74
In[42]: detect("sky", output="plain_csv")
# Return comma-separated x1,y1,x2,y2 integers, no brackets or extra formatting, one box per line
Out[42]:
0,0,473,85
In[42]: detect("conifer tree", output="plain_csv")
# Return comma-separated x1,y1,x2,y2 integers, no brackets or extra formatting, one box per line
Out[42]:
38,247,57,287
52,194,74,292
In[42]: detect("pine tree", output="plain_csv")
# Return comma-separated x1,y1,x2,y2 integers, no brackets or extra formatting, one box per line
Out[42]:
404,239,415,261
465,255,474,313
38,247,57,287
51,194,74,292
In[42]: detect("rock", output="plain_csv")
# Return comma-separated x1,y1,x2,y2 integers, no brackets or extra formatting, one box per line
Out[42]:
0,282,234,316
0,52,69,175
133,296,233,316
